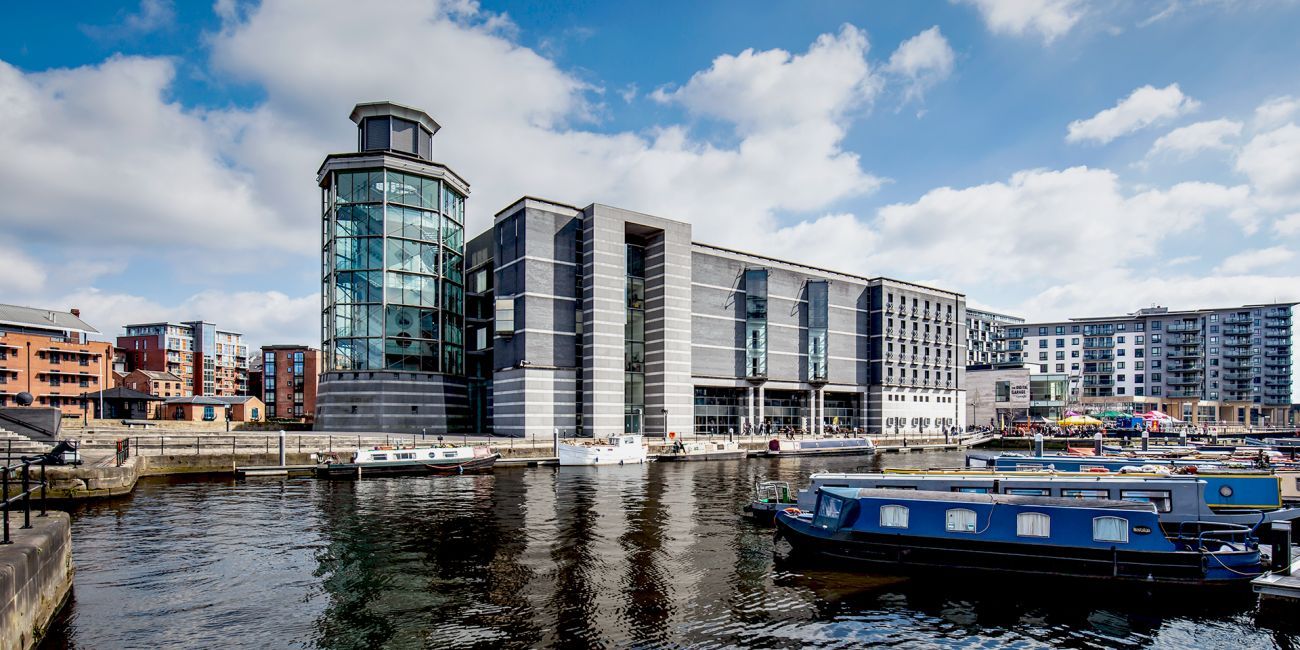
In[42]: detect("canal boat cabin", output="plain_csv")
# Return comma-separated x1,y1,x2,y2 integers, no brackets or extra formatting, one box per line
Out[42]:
317,445,499,478
776,487,1264,586
766,437,876,457
558,434,649,466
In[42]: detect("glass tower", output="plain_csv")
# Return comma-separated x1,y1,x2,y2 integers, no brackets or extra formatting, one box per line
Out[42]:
320,103,466,376
624,243,646,433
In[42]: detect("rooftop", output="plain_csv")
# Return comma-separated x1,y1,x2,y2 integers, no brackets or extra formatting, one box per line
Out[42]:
0,303,99,335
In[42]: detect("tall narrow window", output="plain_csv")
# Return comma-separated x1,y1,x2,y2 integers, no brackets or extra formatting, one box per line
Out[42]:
625,243,646,434
880,505,909,528
1016,513,1050,538
807,280,829,382
745,268,768,378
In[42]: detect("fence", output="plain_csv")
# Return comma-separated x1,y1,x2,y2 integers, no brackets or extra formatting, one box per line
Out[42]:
0,457,47,545
115,438,130,467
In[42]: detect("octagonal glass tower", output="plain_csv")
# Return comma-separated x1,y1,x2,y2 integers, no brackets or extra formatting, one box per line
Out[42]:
315,102,470,432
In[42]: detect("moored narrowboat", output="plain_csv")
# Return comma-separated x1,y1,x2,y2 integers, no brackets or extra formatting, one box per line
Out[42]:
775,487,1265,586
317,445,500,478
659,439,747,462
744,480,796,524
766,437,876,457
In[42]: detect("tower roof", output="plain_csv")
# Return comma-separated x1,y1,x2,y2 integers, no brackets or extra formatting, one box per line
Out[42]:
349,101,441,137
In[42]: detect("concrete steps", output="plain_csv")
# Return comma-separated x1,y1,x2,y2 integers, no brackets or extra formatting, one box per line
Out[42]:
0,428,53,458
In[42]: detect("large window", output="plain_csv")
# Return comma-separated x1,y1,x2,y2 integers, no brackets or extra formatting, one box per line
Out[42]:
945,508,977,532
1016,513,1050,538
807,280,828,381
880,505,909,528
1093,517,1129,543
625,243,646,434
745,268,768,378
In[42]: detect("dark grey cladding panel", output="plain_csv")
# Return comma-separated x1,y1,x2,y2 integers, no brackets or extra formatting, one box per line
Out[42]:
315,373,470,432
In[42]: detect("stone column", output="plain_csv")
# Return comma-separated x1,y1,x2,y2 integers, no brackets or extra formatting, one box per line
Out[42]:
747,385,755,432
757,384,766,434
819,389,826,435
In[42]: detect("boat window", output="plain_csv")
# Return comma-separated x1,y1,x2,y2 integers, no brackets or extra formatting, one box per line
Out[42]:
1120,490,1172,513
371,454,388,461
428,452,437,459
818,496,843,519
443,451,457,458
880,505,909,528
1061,489,1109,499
945,508,977,533
1079,465,1108,472
397,453,414,460
1016,512,1050,538
1005,488,1050,496
814,495,845,529
1093,516,1130,543
952,487,991,494
889,486,917,490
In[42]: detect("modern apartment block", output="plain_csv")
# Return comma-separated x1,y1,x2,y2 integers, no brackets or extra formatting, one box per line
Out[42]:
260,345,319,422
484,198,967,438
1001,304,1295,425
0,304,115,413
118,321,249,397
315,102,470,432
965,308,1024,366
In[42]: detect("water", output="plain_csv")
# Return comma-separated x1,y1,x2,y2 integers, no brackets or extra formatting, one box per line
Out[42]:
44,451,1300,649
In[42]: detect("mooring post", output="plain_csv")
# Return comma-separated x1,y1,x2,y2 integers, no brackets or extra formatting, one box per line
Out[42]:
1141,431,1149,453
1033,433,1043,457
278,430,286,466
1093,432,1103,456
1272,521,1293,574
554,427,560,457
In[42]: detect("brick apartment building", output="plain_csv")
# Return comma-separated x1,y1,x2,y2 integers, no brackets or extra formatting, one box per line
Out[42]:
117,321,249,397
0,304,115,414
260,345,319,422
120,369,185,418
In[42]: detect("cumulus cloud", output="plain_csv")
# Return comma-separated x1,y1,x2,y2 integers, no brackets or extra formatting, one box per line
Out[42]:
1213,246,1295,274
1013,270,1300,322
1067,83,1200,144
1276,212,1300,236
1255,95,1300,129
1146,118,1242,159
63,287,320,346
1236,123,1300,209
954,0,1084,44
884,26,955,104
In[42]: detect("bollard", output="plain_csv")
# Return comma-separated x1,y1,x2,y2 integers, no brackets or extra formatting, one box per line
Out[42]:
278,430,286,467
1093,432,1103,456
1141,431,1149,453
1033,433,1044,457
39,463,46,516
1,468,9,544
1179,430,1187,446
1272,521,1293,574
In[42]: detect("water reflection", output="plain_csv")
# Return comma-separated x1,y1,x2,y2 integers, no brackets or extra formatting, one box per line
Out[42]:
44,452,1297,649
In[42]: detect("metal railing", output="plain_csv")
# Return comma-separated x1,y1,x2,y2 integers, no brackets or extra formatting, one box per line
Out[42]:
115,438,131,467
0,457,47,545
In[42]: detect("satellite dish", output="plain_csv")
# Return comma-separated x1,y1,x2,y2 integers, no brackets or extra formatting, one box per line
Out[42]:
15,392,34,407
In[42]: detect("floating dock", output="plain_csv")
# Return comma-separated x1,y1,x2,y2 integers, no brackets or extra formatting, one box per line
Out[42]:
1253,555,1300,601
235,464,316,477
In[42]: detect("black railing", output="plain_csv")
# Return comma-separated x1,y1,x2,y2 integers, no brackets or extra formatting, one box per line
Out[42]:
115,438,131,467
0,457,47,545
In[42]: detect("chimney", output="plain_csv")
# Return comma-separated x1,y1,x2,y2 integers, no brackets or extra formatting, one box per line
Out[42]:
70,308,81,318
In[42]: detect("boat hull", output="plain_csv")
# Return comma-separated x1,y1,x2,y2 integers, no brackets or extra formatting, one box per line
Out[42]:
557,445,648,466
774,513,1259,586
316,453,500,479
658,450,748,462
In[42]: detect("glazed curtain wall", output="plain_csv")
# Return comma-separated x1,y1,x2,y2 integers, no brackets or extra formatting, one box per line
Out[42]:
322,169,465,374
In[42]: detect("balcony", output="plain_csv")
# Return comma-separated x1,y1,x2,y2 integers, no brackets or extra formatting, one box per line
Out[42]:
1166,361,1203,371
1222,361,1252,371
1222,371,1252,380
1265,378,1292,387
1082,350,1114,361
1166,346,1204,358
1266,318,1292,328
1166,390,1202,399
1082,377,1115,387
1264,391,1291,404
1266,307,1292,318
1083,337,1115,349
1265,348,1290,357
1265,357,1292,368
1222,336,1251,347
1168,375,1203,386
1166,321,1201,333
1225,314,1252,325
1223,325,1252,336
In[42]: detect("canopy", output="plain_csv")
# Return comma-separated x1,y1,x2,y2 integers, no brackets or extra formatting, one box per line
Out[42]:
1059,415,1103,426
1095,410,1131,418
1064,410,1083,417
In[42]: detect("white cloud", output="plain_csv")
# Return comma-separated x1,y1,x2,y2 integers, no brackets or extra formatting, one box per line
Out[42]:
0,244,48,294
1014,271,1300,322
954,0,1084,44
650,24,880,134
1236,123,1300,209
1255,95,1300,128
1214,246,1295,274
884,26,955,103
1067,83,1200,144
1276,212,1300,236
1146,118,1242,159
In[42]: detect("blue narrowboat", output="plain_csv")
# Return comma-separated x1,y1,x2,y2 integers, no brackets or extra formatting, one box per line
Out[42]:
775,487,1265,586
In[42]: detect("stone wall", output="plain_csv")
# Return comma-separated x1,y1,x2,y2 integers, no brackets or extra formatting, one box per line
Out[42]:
0,512,72,649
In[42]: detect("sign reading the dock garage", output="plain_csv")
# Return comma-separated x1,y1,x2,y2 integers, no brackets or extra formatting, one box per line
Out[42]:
1008,382,1030,408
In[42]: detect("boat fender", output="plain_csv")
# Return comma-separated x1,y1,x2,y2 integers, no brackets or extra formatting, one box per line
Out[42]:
783,507,802,516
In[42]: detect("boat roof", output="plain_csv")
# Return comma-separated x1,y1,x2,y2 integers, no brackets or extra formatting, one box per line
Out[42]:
813,471,1205,483
819,487,1158,511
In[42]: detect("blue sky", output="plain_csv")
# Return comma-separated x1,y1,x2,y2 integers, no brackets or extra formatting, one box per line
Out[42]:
1,0,1297,399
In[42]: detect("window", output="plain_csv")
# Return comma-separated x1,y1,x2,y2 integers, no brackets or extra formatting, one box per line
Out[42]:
1062,489,1109,499
1038,340,1047,348
1093,517,1129,543
1005,488,1049,496
945,508,977,532
880,505,909,528
1121,490,1172,513
1017,513,1050,538
495,297,515,336
371,454,388,461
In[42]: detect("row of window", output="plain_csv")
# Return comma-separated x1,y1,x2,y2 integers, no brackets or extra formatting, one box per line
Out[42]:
867,504,1130,543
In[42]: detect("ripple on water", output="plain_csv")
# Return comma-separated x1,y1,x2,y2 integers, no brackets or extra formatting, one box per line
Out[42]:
41,451,1296,649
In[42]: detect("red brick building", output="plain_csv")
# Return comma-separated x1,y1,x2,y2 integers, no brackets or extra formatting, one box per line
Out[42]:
260,345,319,422
117,321,249,397
0,304,115,415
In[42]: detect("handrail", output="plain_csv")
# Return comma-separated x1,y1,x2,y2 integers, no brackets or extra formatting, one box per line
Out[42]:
0,455,48,545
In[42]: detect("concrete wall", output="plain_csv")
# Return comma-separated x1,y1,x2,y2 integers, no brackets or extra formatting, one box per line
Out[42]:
0,408,61,442
0,511,72,650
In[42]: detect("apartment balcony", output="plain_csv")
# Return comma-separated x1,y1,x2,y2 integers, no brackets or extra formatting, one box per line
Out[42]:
1166,361,1204,371
1166,322,1201,333
1265,377,1292,387
1266,307,1292,318
1082,378,1115,387
1167,375,1203,386
1222,391,1252,402
1222,336,1251,347
1082,325,1115,336
1222,349,1252,360
1264,391,1291,404
1225,314,1252,325
1165,390,1202,399
1166,346,1204,358
1083,364,1115,374
1265,317,1292,328
1083,350,1115,361
1223,325,1253,336
1083,388,1115,398
1222,361,1253,371
1265,357,1292,368
1265,348,1290,357
1222,371,1252,380
1082,338,1115,349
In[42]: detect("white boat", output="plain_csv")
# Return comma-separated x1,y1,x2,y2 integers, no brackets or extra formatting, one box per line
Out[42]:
658,439,747,462
317,445,499,478
558,434,649,466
